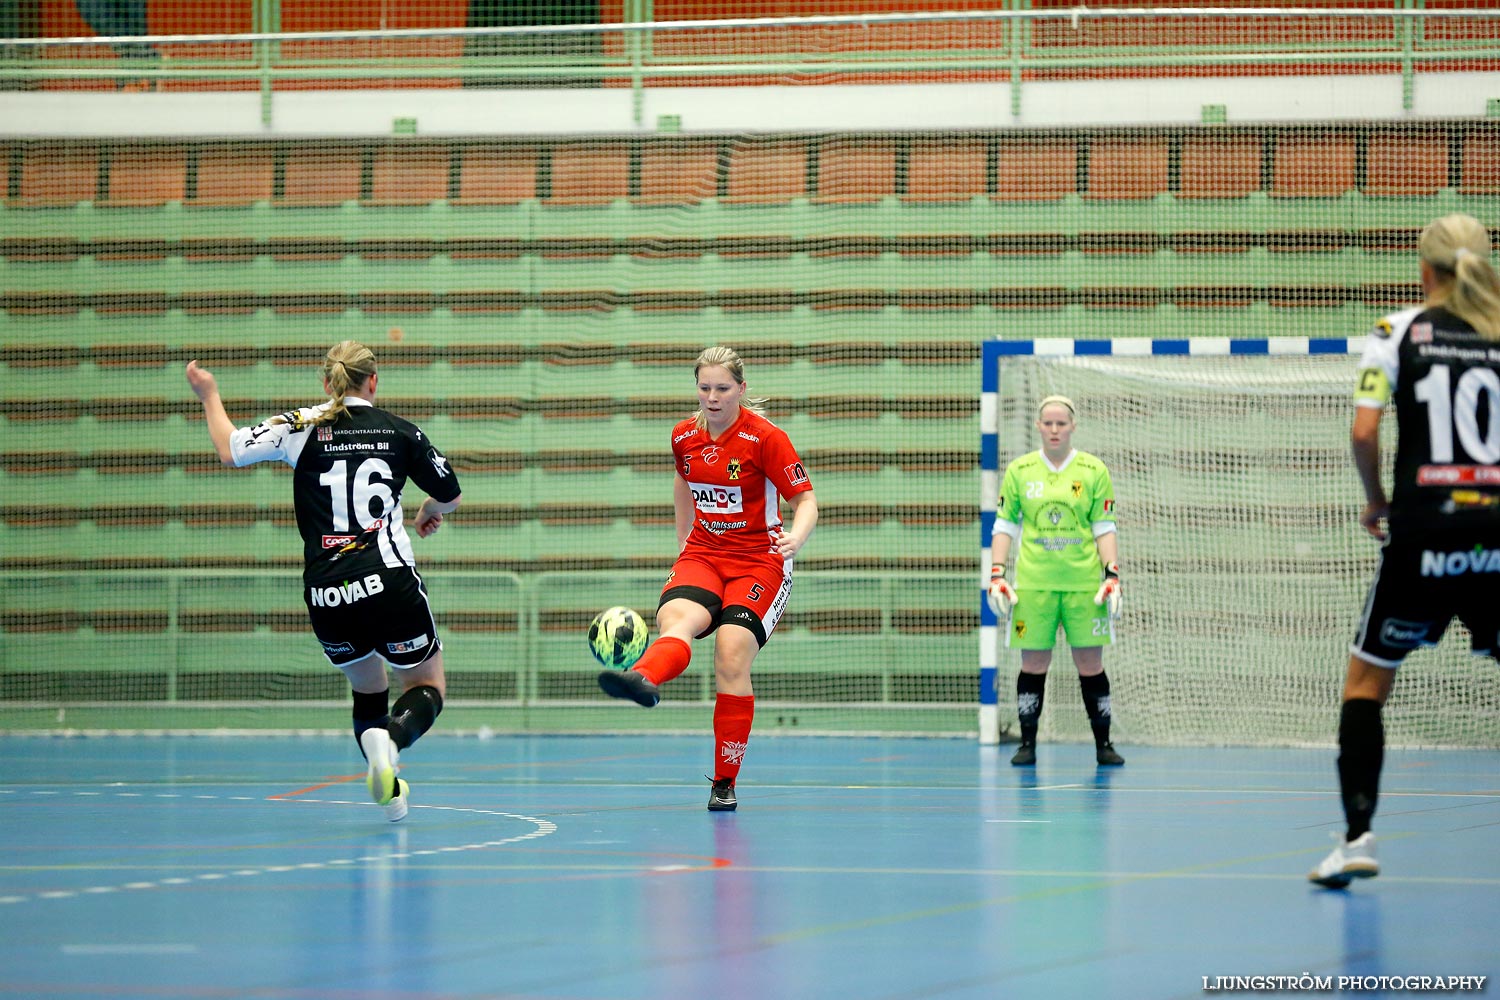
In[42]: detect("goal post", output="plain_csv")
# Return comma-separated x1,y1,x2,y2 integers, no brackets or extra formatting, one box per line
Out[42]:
979,336,1500,751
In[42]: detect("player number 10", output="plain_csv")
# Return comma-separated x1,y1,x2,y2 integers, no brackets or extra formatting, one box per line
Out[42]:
1412,363,1500,464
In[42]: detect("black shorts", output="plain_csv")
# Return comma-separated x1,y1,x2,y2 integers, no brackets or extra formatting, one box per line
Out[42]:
303,566,441,668
1351,526,1500,667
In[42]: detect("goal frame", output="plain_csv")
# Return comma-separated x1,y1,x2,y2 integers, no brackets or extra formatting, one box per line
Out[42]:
978,336,1362,746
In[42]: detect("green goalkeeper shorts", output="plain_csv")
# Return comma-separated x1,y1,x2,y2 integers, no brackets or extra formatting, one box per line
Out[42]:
1010,589,1112,651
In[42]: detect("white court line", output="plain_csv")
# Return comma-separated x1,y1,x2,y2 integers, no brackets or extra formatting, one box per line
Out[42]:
986,819,1051,824
62,944,198,955
0,789,557,907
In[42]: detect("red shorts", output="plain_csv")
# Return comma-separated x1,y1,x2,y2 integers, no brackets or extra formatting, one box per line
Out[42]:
660,549,793,647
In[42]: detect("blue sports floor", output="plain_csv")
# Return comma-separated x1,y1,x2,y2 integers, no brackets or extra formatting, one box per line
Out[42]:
1,735,1497,999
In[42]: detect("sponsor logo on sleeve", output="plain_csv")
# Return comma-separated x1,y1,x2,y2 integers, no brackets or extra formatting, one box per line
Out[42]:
784,461,808,486
428,449,451,478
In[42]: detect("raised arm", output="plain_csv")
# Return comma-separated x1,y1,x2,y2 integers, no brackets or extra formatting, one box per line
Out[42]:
185,360,239,467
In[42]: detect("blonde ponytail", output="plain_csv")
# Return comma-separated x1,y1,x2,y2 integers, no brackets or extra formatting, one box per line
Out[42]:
1419,214,1500,341
268,340,378,427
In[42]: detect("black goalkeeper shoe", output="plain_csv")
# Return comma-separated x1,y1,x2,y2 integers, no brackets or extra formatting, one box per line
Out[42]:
1010,741,1036,766
707,777,738,812
1096,743,1125,766
597,669,660,708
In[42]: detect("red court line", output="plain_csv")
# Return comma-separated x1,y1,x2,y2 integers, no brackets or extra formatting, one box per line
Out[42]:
267,773,363,799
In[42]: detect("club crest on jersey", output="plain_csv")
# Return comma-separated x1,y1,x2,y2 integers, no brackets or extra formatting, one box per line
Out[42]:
1071,481,1083,498
727,458,741,481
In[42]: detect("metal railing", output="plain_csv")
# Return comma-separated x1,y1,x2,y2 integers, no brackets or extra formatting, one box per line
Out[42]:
0,568,975,709
2,4,1496,126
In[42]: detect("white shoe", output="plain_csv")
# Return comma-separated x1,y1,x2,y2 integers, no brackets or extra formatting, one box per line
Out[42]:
359,728,399,806
383,778,410,823
1308,831,1378,888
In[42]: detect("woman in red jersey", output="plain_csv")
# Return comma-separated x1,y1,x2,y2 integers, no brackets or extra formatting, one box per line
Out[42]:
598,345,818,811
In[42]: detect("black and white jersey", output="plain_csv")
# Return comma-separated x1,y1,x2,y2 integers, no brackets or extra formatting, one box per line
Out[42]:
228,398,461,583
1355,305,1500,529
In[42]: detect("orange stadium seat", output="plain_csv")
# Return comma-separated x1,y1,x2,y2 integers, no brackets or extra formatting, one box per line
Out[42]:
282,148,363,206
1365,129,1448,197
994,138,1076,201
1459,129,1500,194
1271,131,1356,197
1086,135,1169,200
905,138,986,202
455,146,539,205
190,146,275,206
370,145,451,205
638,140,721,205
724,139,808,203
546,142,630,205
17,144,100,205
815,138,896,203
1180,133,1262,198
103,146,189,206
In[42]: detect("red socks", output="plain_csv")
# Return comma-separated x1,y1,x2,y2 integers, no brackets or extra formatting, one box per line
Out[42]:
632,638,755,785
713,693,755,783
633,635,692,686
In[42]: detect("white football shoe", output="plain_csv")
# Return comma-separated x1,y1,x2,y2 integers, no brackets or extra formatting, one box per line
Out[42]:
1308,831,1378,888
383,778,410,823
359,728,399,806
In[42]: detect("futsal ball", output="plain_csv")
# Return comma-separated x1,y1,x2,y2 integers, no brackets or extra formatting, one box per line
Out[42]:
588,606,649,669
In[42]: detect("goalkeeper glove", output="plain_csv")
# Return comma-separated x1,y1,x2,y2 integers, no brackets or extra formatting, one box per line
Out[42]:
987,567,1017,620
1093,562,1121,622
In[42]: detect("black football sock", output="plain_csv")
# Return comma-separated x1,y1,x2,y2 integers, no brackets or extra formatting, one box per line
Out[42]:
1080,671,1113,747
389,685,444,751
1337,698,1384,841
1016,672,1046,744
352,688,390,757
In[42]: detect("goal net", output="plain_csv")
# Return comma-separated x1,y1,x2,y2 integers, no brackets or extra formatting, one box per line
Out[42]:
981,338,1498,750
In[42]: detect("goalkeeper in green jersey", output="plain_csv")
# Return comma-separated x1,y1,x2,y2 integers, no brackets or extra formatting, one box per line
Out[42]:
987,395,1123,767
